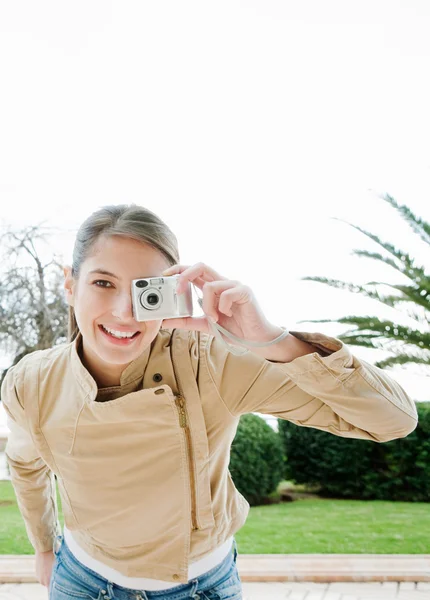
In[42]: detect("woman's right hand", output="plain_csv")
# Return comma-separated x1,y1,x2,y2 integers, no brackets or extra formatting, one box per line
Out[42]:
35,549,56,587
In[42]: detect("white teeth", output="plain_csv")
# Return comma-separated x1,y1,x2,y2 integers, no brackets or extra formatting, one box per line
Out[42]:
102,326,136,339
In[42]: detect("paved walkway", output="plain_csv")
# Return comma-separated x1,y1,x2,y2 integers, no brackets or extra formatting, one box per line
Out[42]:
1,555,430,599
1,581,430,599
3,555,430,585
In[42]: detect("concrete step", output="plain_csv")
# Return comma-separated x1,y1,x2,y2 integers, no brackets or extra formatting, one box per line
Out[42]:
1,554,429,584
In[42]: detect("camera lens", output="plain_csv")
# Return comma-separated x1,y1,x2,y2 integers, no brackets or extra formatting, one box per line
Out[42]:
139,288,162,310
135,280,148,288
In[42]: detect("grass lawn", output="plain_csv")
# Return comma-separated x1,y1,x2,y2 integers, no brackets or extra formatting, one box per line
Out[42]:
236,498,430,554
1,480,429,554
0,480,64,554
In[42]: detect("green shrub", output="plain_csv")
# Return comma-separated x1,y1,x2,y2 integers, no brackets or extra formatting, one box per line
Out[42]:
278,402,430,502
229,414,285,506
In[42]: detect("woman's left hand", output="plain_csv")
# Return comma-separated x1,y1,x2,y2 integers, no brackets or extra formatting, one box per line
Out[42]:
160,262,283,347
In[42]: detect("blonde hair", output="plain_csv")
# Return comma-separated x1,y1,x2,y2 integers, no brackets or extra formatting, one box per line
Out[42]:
68,205,180,341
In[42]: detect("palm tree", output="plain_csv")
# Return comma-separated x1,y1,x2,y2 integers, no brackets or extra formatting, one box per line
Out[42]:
299,194,430,371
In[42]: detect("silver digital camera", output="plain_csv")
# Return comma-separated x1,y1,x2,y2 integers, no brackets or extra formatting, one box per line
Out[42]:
131,274,193,322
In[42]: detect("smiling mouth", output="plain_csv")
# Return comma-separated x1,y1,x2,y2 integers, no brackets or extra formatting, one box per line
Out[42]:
99,324,141,341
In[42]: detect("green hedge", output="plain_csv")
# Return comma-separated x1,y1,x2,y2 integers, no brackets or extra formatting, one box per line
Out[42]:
229,414,285,506
278,401,430,502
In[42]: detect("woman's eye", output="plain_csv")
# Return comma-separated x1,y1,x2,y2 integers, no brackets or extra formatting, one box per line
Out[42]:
93,280,114,288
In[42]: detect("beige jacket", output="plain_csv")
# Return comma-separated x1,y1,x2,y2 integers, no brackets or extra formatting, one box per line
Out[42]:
1,328,418,583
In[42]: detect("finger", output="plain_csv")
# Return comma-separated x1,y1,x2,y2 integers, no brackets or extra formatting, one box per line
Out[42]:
201,280,239,321
179,275,206,293
161,316,210,333
165,262,227,294
218,285,253,317
161,264,210,294
161,265,206,294
162,264,189,276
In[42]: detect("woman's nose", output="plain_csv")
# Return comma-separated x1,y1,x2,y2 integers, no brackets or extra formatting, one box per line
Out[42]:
111,292,134,321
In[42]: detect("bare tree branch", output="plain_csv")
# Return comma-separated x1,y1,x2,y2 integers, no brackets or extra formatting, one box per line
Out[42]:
0,224,68,392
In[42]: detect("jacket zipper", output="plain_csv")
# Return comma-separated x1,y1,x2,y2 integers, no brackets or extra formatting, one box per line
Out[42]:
174,395,198,531
171,350,199,532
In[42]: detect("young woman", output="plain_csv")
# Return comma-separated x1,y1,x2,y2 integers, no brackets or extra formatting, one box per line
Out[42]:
2,205,418,600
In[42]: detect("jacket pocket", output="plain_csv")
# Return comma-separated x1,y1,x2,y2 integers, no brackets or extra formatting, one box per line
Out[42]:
50,389,193,548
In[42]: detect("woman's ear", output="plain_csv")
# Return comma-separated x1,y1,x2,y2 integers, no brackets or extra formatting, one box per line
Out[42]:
63,266,75,307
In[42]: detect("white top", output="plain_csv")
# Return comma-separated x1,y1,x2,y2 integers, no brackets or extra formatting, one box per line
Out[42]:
63,525,234,591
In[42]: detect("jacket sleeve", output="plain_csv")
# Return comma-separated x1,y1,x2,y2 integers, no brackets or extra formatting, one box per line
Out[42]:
202,330,418,443
1,363,60,552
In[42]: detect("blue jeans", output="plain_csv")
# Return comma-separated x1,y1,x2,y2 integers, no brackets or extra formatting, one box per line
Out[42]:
49,534,242,600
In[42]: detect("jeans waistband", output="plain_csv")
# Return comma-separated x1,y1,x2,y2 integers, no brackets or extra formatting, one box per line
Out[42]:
54,534,238,599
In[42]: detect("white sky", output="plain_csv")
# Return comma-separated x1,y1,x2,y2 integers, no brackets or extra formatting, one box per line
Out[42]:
0,0,429,433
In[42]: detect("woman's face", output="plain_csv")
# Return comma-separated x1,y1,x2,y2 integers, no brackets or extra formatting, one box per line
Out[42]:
64,235,171,385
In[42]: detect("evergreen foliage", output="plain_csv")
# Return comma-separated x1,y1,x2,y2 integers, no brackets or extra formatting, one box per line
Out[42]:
229,414,285,506
278,402,430,502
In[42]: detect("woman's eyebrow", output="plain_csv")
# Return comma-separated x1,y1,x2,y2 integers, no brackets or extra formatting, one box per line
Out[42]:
88,269,120,279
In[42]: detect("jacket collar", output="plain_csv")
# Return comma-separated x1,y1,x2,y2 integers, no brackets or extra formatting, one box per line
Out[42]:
69,330,174,401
